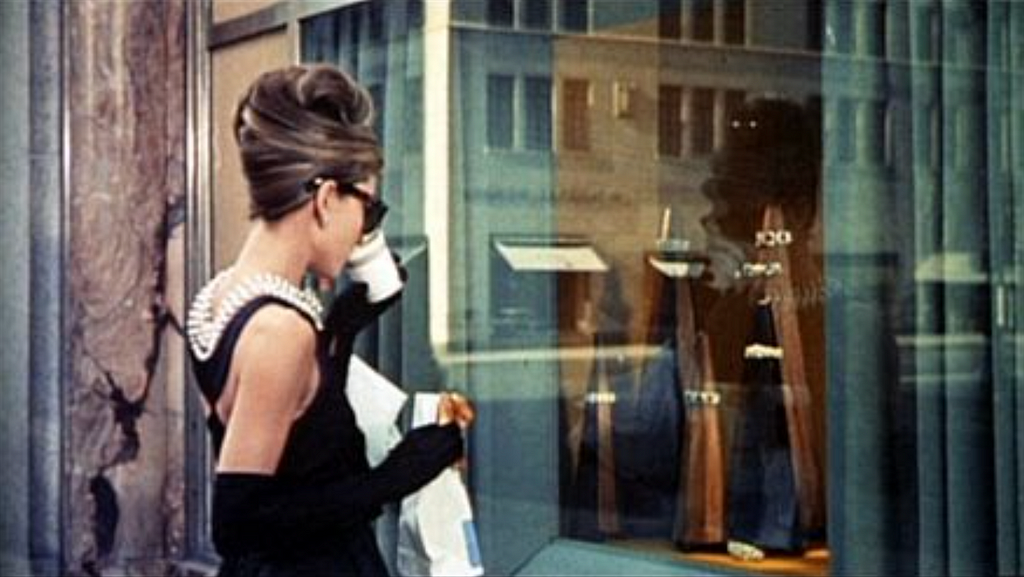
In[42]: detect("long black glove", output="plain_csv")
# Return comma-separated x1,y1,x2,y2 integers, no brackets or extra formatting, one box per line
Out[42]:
213,422,462,557
325,252,408,340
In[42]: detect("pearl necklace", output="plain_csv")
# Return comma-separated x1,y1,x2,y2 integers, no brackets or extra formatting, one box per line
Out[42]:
186,268,324,362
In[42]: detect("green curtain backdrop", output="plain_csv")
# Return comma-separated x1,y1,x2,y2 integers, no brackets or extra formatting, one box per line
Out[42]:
825,2,1023,576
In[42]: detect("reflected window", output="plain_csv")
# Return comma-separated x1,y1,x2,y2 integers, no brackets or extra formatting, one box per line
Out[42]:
658,0,682,40
488,74,515,149
690,87,714,154
487,0,515,27
560,0,590,32
834,97,855,162
830,1,853,53
724,89,747,124
367,1,385,41
524,0,553,29
692,0,714,42
658,84,683,157
406,0,424,29
561,79,591,151
724,0,746,45
404,77,422,152
856,100,886,166
955,104,977,170
368,83,385,140
858,0,886,57
525,76,553,150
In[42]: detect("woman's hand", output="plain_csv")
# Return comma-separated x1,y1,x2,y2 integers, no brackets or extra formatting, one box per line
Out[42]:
437,392,475,430
437,392,474,471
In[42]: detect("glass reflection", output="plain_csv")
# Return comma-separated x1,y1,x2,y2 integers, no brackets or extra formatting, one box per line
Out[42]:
300,1,1023,575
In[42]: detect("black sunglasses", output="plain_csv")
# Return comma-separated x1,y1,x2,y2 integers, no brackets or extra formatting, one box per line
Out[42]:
307,177,389,234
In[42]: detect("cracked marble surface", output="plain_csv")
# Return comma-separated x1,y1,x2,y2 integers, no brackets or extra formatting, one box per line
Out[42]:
65,1,187,574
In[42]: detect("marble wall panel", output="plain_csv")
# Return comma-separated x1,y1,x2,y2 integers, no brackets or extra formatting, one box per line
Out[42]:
65,1,187,574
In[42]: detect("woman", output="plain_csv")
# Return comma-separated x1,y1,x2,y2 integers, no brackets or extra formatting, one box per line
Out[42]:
186,64,473,576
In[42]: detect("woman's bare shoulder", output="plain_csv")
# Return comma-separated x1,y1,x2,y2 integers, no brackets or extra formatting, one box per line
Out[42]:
233,303,317,397
216,303,319,472
243,302,318,344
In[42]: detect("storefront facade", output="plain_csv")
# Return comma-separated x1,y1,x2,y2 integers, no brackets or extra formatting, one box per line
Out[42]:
1,1,1021,576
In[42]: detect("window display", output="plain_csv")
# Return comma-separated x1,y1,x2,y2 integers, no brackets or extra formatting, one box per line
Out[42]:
558,95,827,568
291,1,1023,576
304,1,832,573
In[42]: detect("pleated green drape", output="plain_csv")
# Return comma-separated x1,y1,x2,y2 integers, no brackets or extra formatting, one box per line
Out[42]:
987,3,1024,576
825,2,1023,576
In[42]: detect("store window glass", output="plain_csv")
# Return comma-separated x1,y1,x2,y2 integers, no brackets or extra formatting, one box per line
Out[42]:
299,1,1023,576
823,3,1023,576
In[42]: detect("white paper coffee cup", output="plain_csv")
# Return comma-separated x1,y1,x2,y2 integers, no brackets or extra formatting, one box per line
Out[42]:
347,231,404,303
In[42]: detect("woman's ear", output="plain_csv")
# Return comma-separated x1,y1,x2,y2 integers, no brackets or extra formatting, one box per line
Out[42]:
312,179,336,228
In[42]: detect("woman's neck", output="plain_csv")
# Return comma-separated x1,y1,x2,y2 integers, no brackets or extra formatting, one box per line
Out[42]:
231,219,311,288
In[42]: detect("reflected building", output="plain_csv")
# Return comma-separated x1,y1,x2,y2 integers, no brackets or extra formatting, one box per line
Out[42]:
448,0,824,345
446,0,830,571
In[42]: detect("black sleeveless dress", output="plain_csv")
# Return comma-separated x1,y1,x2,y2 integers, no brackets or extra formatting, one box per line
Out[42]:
191,295,390,576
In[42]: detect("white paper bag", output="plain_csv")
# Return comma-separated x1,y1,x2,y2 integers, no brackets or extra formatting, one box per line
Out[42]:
346,356,408,466
396,393,484,577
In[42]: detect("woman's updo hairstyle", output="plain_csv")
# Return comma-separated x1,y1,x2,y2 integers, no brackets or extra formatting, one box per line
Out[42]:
233,64,383,220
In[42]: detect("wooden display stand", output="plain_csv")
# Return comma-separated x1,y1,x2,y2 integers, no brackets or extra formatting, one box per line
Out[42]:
756,204,825,535
642,244,726,547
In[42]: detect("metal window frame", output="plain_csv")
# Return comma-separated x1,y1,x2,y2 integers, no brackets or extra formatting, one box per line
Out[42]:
181,0,216,570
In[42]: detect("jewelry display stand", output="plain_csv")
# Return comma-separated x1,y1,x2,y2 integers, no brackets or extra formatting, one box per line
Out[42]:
640,235,726,548
725,204,824,558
